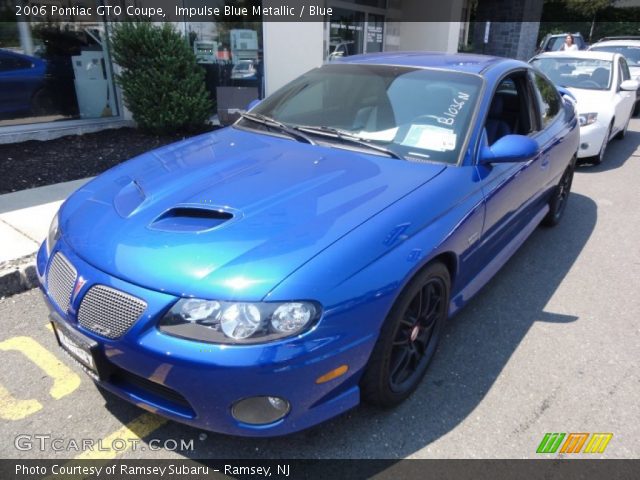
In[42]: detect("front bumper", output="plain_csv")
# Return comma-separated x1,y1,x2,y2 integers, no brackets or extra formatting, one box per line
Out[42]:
37,239,377,436
577,121,609,158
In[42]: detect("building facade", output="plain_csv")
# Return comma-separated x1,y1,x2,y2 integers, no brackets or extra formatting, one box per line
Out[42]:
0,0,481,143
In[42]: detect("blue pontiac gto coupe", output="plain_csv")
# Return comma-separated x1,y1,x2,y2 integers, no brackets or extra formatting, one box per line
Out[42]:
38,52,579,436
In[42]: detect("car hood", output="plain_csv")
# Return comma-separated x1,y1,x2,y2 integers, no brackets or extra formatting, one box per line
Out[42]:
565,88,613,114
60,128,445,300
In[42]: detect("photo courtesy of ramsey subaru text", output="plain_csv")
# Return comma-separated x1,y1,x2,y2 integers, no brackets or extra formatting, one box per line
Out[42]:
38,52,579,437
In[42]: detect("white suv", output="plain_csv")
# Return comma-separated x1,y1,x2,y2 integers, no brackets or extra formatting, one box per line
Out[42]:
589,36,640,115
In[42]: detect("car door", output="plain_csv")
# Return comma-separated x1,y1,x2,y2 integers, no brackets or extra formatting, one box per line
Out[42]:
475,70,548,263
616,56,635,128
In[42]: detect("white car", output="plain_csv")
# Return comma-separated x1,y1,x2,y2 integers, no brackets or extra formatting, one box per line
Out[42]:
231,60,257,80
588,36,640,115
531,51,638,164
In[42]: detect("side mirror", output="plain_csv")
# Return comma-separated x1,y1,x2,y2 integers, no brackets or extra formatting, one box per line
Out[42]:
246,99,261,111
479,135,539,165
620,79,639,91
557,86,576,102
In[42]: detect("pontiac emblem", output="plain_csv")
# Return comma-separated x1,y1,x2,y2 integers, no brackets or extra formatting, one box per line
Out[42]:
71,276,87,304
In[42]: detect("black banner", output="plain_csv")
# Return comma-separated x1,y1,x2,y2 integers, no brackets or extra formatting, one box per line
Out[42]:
1,459,639,480
3,0,640,23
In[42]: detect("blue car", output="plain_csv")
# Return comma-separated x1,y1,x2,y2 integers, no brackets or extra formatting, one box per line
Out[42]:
38,52,579,437
0,49,47,117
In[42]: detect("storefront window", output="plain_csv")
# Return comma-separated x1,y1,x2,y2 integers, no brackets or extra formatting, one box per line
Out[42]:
327,5,385,61
0,2,118,127
188,21,263,99
328,9,365,61
366,14,384,54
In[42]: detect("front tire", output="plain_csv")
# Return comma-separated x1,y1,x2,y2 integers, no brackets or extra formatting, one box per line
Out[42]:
615,115,630,140
592,123,612,165
543,160,574,227
360,262,450,407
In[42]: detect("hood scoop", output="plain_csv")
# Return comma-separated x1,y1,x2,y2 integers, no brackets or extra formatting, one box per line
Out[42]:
114,179,146,218
150,206,235,233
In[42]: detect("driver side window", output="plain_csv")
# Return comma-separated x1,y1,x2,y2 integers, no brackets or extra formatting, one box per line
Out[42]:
619,58,631,85
529,72,560,128
485,73,533,146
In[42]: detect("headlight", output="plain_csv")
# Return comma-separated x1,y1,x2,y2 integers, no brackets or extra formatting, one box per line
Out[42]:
271,303,314,333
159,299,320,344
221,303,261,339
579,112,598,126
46,212,60,256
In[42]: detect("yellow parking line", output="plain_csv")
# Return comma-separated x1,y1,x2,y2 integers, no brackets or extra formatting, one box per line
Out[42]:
76,412,168,459
0,383,42,420
0,336,81,399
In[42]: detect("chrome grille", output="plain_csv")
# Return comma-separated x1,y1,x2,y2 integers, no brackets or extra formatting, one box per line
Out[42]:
46,253,77,312
78,285,147,339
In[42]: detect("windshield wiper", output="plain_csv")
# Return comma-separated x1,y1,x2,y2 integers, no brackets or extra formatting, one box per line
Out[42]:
240,113,315,145
294,125,404,160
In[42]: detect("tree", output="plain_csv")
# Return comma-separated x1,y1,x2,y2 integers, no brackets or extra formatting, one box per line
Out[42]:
566,0,616,41
111,23,212,135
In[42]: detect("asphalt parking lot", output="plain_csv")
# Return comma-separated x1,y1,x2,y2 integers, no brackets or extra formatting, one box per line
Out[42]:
1,121,639,460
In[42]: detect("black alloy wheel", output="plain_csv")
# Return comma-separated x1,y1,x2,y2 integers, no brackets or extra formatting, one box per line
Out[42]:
543,161,574,227
361,262,450,407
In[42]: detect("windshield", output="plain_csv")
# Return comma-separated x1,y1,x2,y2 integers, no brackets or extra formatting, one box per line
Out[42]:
245,63,482,164
235,62,254,71
531,57,612,90
591,45,640,66
548,37,567,51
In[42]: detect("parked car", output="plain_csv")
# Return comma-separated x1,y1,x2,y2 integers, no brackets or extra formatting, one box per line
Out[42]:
588,36,640,115
536,33,587,54
0,49,47,118
328,41,356,61
531,51,638,164
39,52,579,437
231,59,257,80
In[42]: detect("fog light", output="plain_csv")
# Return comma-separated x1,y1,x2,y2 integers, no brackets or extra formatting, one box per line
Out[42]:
231,396,290,425
580,143,589,150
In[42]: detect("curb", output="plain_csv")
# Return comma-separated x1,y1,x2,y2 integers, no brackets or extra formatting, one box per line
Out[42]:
0,253,38,298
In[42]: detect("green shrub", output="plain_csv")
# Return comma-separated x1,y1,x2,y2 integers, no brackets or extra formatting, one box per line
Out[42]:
111,23,211,135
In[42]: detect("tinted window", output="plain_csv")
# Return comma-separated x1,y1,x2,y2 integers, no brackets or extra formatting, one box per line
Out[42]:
620,57,631,81
248,64,482,164
548,37,566,51
529,72,561,127
485,74,533,144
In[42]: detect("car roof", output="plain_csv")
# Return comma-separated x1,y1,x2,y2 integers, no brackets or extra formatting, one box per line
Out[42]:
590,39,640,47
548,32,583,38
338,51,513,75
0,49,38,61
533,51,617,62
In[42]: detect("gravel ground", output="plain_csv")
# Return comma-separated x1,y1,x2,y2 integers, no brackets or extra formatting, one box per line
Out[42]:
0,127,214,194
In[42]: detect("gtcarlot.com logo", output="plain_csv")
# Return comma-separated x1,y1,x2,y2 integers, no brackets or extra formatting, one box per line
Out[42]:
14,434,195,453
536,432,613,454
